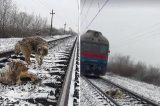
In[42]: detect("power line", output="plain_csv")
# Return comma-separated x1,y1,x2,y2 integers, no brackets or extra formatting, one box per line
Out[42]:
77,0,80,35
113,23,160,49
98,0,100,10
81,0,87,15
114,30,160,50
81,0,95,27
113,32,160,52
82,0,109,33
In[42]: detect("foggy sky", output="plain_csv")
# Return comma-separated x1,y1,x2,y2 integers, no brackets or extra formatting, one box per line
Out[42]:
13,0,78,32
81,0,160,67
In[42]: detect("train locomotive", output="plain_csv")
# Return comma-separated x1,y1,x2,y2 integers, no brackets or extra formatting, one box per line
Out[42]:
80,30,110,76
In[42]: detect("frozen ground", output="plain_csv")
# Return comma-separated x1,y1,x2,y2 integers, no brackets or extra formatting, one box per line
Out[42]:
102,73,160,105
0,34,72,53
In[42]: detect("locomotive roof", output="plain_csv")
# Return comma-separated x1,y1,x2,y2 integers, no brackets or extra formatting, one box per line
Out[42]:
81,30,109,45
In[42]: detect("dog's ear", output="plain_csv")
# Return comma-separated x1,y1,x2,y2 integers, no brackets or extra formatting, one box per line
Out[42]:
18,41,23,45
37,47,42,52
43,46,48,55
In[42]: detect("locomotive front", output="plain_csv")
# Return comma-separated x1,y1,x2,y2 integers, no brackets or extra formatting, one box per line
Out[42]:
80,30,109,76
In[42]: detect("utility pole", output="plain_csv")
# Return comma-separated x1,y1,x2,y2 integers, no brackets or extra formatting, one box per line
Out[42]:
69,27,72,35
50,9,55,36
64,22,66,34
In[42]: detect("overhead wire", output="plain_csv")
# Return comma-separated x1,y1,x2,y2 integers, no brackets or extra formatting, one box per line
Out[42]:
113,23,160,50
80,0,87,15
80,0,95,28
113,32,160,56
82,0,109,33
114,31,160,51
79,0,160,57
77,0,80,34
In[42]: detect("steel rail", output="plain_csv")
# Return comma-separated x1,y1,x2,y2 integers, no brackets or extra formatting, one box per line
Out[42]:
57,38,77,106
100,77,160,106
0,35,74,58
82,76,120,106
0,36,77,105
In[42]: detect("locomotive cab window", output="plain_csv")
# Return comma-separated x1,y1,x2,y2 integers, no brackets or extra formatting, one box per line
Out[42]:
81,41,108,54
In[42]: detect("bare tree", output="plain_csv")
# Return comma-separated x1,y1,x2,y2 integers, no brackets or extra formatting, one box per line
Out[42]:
0,0,76,38
0,0,12,37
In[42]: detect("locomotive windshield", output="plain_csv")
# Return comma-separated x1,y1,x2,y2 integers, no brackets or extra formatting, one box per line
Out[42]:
81,42,108,54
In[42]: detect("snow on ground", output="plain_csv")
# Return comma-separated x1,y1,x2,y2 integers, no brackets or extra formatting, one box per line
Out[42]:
44,34,72,42
80,77,114,106
0,38,22,53
0,34,72,53
0,36,76,105
102,73,160,105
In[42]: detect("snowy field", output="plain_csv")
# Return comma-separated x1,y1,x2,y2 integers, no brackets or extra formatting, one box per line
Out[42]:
0,34,72,53
102,73,160,105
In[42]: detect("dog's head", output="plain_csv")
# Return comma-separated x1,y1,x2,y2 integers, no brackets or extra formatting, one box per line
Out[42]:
37,45,48,56
8,59,28,74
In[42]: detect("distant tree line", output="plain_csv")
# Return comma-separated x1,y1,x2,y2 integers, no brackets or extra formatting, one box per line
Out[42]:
108,54,160,86
0,0,77,38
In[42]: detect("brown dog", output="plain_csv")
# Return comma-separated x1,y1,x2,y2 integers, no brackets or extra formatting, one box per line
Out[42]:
0,60,39,85
15,36,48,65
106,88,124,99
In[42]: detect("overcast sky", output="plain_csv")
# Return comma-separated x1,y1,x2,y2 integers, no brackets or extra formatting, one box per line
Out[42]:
81,0,160,67
13,0,78,32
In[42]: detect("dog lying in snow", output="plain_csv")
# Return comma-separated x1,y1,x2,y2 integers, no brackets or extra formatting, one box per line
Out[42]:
0,60,39,85
106,88,124,99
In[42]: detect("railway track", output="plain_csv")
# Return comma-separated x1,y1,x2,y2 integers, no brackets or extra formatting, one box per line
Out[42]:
88,76,159,106
57,36,78,106
0,35,72,58
73,40,80,106
0,35,78,106
67,39,80,106
81,76,120,106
